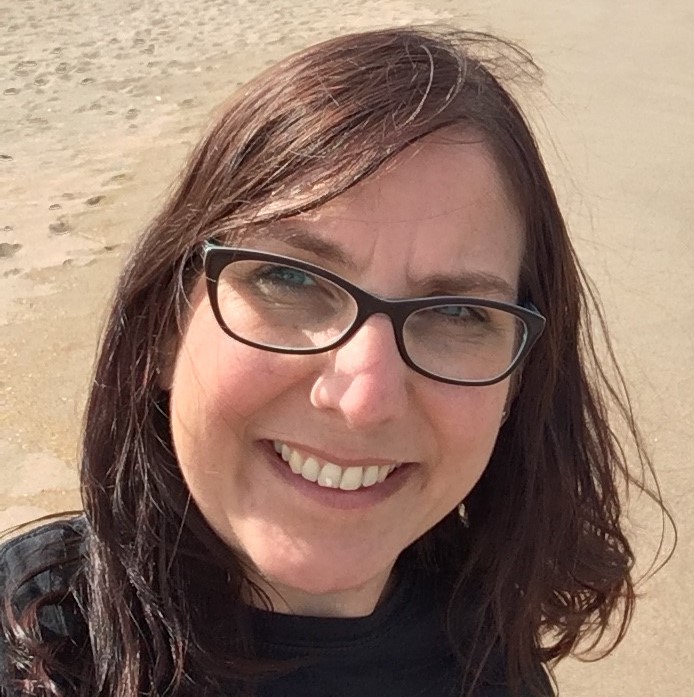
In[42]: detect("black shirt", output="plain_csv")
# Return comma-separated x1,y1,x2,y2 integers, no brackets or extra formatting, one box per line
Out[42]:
0,519,551,696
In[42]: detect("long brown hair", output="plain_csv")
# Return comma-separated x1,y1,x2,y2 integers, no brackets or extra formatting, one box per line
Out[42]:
3,26,673,697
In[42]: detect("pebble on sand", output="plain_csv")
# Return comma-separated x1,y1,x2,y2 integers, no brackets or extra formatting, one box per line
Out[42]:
48,217,71,235
0,243,22,259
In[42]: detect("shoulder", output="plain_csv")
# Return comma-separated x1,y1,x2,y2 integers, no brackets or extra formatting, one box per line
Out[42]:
0,517,88,694
0,516,87,600
412,565,555,697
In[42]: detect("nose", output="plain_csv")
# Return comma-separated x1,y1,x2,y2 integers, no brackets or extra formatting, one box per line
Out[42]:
309,314,410,429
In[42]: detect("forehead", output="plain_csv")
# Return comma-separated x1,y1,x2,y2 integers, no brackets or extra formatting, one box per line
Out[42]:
315,133,516,214
242,136,524,298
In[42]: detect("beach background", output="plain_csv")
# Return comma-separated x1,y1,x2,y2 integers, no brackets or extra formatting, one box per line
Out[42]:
1,0,691,694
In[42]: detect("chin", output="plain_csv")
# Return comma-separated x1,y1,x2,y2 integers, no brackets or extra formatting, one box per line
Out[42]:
213,516,406,611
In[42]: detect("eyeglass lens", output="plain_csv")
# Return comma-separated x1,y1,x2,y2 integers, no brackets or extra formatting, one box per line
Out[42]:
216,259,527,382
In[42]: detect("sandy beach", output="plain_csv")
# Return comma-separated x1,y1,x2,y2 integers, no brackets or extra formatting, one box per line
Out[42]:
1,0,692,694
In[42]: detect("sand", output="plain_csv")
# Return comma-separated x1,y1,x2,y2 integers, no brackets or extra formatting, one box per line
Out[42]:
1,0,692,694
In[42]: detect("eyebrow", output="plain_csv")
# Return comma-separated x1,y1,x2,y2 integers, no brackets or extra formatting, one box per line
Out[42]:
241,225,357,270
240,224,517,300
414,273,516,299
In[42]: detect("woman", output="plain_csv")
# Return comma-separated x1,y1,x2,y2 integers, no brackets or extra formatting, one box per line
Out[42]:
0,26,671,697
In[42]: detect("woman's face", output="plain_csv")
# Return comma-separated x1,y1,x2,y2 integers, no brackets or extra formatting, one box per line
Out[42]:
167,136,523,616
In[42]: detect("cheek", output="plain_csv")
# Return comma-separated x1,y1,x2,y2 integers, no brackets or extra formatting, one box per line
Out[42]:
171,304,309,432
168,305,311,518
427,382,508,474
433,380,508,430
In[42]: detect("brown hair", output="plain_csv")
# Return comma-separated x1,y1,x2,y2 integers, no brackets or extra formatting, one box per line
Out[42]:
3,25,673,697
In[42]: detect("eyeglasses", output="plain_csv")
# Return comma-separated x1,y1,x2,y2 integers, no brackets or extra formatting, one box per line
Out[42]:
203,243,546,386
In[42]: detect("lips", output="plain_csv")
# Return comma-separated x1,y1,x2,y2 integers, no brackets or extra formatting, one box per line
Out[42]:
273,440,403,491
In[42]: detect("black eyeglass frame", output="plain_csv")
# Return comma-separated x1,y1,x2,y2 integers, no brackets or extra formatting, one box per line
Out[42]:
203,243,546,386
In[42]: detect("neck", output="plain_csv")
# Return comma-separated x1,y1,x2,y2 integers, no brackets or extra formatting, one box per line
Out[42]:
244,565,397,618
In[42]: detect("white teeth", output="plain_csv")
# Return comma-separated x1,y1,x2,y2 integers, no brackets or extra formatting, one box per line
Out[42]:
273,441,401,491
339,466,363,491
362,465,379,487
301,456,321,482
318,463,342,489
288,450,303,474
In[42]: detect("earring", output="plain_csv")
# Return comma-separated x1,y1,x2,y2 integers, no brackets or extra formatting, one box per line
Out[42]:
457,501,469,527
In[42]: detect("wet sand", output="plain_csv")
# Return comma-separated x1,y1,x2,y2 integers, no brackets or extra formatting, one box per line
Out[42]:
1,1,692,694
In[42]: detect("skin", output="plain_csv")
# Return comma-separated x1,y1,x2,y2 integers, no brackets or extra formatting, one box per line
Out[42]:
167,135,524,618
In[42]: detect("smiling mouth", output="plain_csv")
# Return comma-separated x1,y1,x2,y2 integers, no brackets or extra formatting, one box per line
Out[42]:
272,440,403,491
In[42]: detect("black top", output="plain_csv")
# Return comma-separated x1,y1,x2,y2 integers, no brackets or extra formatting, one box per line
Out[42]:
0,518,552,696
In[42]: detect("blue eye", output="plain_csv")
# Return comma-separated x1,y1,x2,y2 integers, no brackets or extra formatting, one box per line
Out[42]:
261,265,317,287
437,305,468,318
434,305,487,322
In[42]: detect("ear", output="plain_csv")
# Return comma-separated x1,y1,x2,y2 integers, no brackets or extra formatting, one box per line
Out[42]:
501,367,523,424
